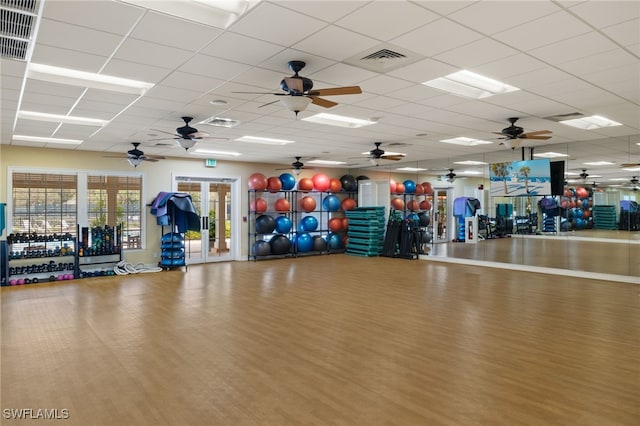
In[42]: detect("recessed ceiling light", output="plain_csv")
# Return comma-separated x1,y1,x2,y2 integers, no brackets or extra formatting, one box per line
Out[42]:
623,167,640,172
534,152,569,158
559,115,622,129
458,170,482,175
191,149,242,157
17,111,109,126
609,178,630,181
307,160,347,165
13,135,83,145
27,63,154,95
302,113,376,128
209,100,228,105
423,70,519,99
583,161,614,166
565,171,579,176
396,167,427,171
235,136,295,145
454,160,488,165
440,137,492,146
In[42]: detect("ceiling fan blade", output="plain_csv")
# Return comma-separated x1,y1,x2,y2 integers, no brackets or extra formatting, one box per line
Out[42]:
232,91,284,95
307,86,362,96
310,96,338,108
520,135,552,140
621,163,640,167
258,99,281,108
382,155,405,161
522,130,552,136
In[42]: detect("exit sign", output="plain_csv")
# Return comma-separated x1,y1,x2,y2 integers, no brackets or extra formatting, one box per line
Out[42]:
205,159,217,167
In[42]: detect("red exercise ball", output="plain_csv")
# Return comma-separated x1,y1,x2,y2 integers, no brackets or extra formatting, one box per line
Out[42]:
298,177,314,192
267,176,282,193
343,236,349,247
407,200,419,211
419,199,432,210
576,187,589,199
389,178,397,193
391,197,405,210
274,198,290,212
422,182,434,195
414,184,425,195
329,178,342,192
329,217,343,232
300,196,317,212
395,182,405,194
312,173,331,191
563,189,572,198
250,198,267,213
248,173,268,190
342,218,348,230
341,198,357,211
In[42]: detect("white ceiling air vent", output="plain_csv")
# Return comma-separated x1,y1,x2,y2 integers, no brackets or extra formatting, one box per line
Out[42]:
0,0,39,61
345,43,424,73
200,116,240,128
544,112,585,122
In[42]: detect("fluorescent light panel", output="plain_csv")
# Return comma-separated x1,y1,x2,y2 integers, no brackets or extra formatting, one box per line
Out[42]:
307,159,347,165
13,135,83,145
235,136,295,145
27,63,154,95
396,167,427,171
440,137,492,146
192,149,242,157
17,110,109,126
534,152,568,158
454,160,488,165
583,161,614,166
423,70,519,99
559,115,622,129
622,167,640,172
302,113,376,128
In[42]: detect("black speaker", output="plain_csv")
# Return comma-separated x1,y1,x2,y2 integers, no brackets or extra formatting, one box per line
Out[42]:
550,161,565,196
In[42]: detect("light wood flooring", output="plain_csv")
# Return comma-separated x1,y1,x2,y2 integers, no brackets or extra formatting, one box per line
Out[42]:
1,255,639,426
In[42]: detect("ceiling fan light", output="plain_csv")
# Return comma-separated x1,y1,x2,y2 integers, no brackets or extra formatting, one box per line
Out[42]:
128,157,144,167
176,139,197,150
279,96,312,115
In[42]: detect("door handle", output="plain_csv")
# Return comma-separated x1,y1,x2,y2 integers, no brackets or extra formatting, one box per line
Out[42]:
202,216,208,230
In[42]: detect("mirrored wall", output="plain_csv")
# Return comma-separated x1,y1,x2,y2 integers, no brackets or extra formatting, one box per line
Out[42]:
348,135,640,278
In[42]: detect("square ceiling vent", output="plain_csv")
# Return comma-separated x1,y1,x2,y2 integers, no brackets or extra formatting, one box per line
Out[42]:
344,43,424,73
0,0,40,61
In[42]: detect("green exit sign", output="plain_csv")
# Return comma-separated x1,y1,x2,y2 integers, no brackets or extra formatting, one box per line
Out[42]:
205,159,217,167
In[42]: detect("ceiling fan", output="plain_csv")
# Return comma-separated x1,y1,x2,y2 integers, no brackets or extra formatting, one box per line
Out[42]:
445,169,457,183
105,142,165,167
495,117,552,148
363,142,406,165
276,156,308,175
579,169,589,180
234,60,362,116
150,116,227,150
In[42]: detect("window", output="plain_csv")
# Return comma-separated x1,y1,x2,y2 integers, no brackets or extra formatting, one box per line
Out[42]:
11,172,77,236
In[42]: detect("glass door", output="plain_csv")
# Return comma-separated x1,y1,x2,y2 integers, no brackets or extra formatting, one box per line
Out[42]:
432,188,453,243
175,178,234,263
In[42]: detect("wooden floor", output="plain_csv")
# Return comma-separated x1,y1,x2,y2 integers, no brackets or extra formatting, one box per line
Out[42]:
1,255,639,426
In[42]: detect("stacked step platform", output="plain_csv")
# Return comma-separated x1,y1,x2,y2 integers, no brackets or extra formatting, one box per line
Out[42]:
345,207,386,257
592,205,617,230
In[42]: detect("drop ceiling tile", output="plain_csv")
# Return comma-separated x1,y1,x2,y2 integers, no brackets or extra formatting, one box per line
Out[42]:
508,67,573,91
493,11,592,51
81,89,139,107
14,120,59,135
160,71,225,93
232,67,288,91
447,1,560,35
556,49,638,77
129,11,223,51
292,26,380,61
353,95,408,111
202,32,284,65
19,92,77,113
391,18,483,57
145,85,203,104
22,79,85,99
41,0,143,35
275,1,367,22
569,1,640,28
358,75,415,95
37,18,123,57
101,59,171,84
257,50,335,75
474,53,548,80
308,63,378,87
433,38,519,69
231,3,327,47
419,2,476,17
179,55,252,81
387,58,457,83
114,38,194,69
529,32,619,65
601,18,640,46
72,99,136,119
335,2,439,41
30,45,109,73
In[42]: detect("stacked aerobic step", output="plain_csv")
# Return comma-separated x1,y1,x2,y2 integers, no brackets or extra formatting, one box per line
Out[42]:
592,205,617,230
345,207,386,257
160,232,186,268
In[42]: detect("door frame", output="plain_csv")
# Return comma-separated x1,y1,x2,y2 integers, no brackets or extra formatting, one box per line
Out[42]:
431,185,455,243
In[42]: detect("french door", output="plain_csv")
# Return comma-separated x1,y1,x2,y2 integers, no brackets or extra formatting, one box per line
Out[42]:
174,176,239,263
431,188,454,243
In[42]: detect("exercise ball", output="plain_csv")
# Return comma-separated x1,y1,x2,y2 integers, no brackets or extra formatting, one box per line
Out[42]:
312,235,326,251
419,199,432,210
329,178,342,192
295,232,313,252
279,173,296,190
255,214,276,234
403,180,416,194
312,173,331,191
328,217,343,232
248,173,268,190
582,199,590,208
340,175,357,192
298,177,314,192
326,233,343,250
576,187,589,199
391,197,405,210
267,176,282,192
389,178,397,193
300,215,318,232
576,199,583,208
341,198,356,211
407,200,419,211
414,183,425,195
395,182,405,194
342,217,348,230
270,234,291,255
252,240,271,256
274,197,291,212
275,216,293,233
560,200,569,209
418,211,430,227
250,198,267,213
300,196,317,212
422,182,434,195
322,194,340,212
564,189,572,198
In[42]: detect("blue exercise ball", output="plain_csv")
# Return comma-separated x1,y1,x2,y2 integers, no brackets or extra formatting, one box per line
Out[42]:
255,214,276,234
295,232,313,252
322,194,340,212
326,232,343,250
279,173,296,190
299,215,318,232
403,180,416,194
275,215,292,233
